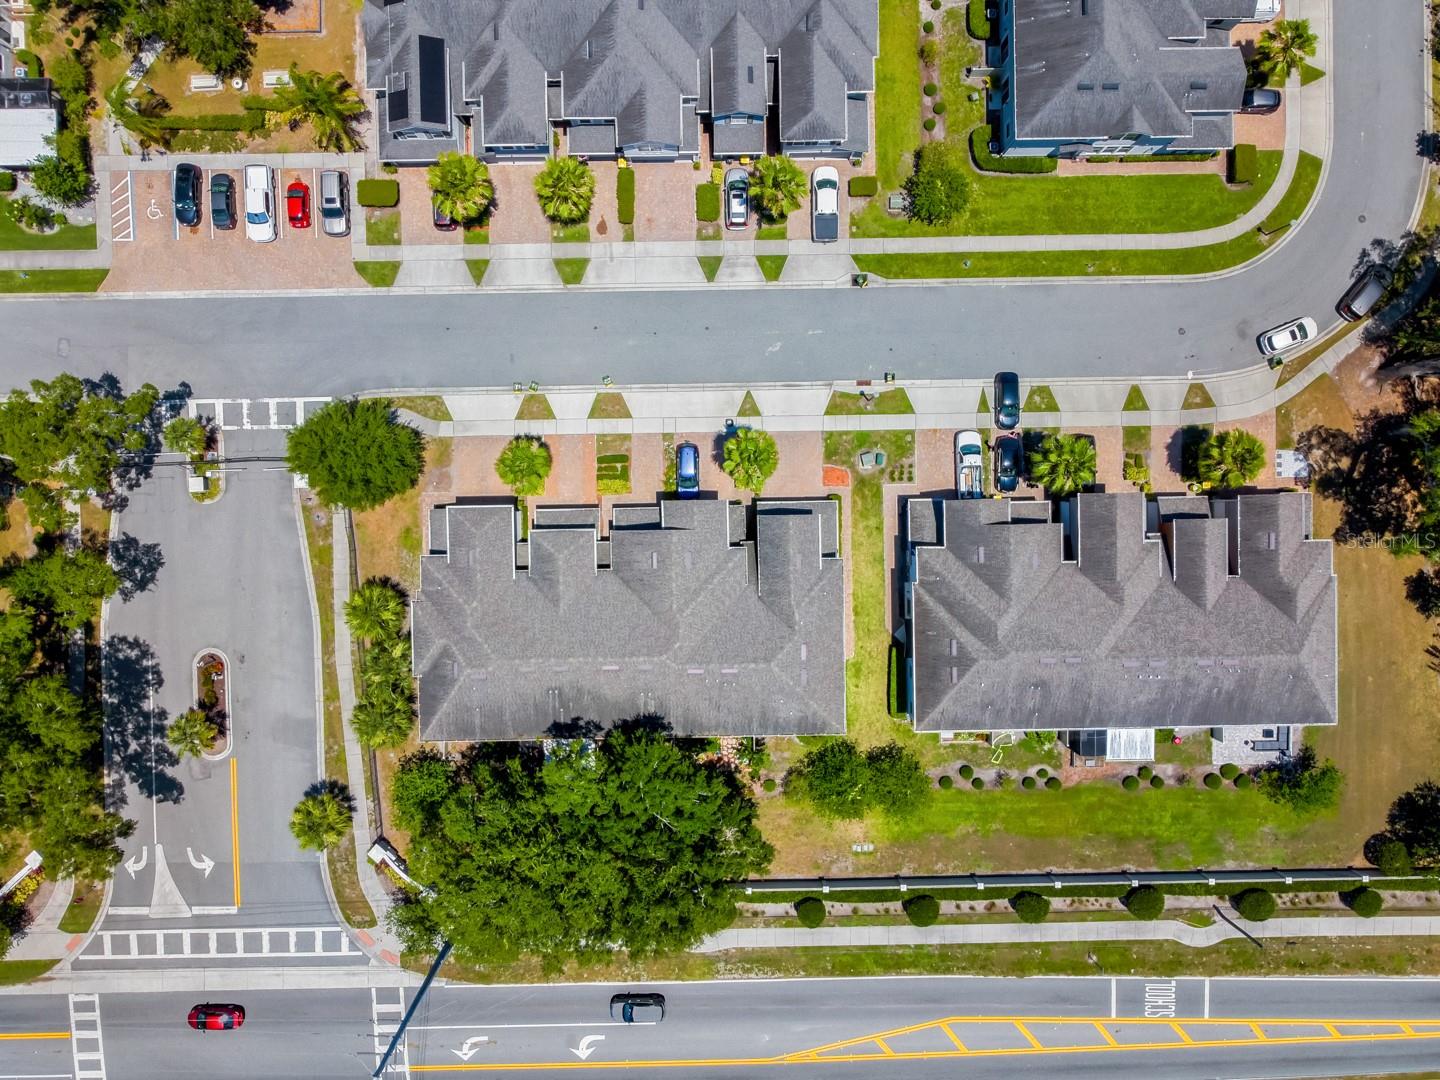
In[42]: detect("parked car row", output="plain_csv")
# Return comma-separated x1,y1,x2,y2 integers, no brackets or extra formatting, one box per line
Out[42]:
990,372,1025,495
723,164,841,243
172,163,350,240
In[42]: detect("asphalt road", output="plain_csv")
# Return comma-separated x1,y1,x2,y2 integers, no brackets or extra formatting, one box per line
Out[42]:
0,4,1425,400
2,976,1439,1079
95,430,335,942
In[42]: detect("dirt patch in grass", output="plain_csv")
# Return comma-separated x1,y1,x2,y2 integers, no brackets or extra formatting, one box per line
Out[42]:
1275,374,1351,451
1181,382,1217,411
1023,385,1059,412
826,389,915,416
389,396,451,423
350,440,450,594
516,394,556,421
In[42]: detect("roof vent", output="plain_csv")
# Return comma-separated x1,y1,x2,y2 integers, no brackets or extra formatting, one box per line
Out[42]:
585,39,593,60
1076,81,1094,91
974,544,985,564
1266,531,1278,550
747,65,754,84
1190,79,1207,90
1101,82,1120,91
493,21,500,40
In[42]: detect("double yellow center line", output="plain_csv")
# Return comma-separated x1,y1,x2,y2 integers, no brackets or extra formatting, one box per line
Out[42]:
230,757,242,909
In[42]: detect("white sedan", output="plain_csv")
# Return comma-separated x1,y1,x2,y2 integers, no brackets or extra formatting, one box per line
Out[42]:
811,165,839,243
1257,316,1317,356
243,163,276,243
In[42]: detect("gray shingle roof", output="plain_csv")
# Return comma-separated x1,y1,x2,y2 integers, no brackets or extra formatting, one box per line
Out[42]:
365,0,876,156
1010,0,1248,143
413,498,845,741
908,492,1336,733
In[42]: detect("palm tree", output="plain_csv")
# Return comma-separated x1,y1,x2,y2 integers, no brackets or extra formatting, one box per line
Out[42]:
345,579,408,641
1197,429,1267,489
167,708,219,759
722,428,779,494
1253,19,1318,84
105,79,171,151
1030,433,1097,496
163,416,209,458
273,65,365,152
533,156,595,225
495,437,553,497
289,790,353,851
351,695,414,748
428,151,493,224
749,156,807,223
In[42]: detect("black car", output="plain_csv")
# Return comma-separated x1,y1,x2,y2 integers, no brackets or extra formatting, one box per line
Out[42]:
993,371,1021,430
1241,87,1282,114
1337,266,1392,321
993,433,1024,494
433,198,458,231
173,163,201,227
610,993,666,1023
209,174,235,231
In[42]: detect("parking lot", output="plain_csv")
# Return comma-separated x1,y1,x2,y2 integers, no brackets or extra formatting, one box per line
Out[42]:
103,163,362,292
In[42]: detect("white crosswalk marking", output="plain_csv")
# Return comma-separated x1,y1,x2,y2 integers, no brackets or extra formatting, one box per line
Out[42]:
68,993,107,1080
188,396,331,431
83,925,357,961
372,987,410,1078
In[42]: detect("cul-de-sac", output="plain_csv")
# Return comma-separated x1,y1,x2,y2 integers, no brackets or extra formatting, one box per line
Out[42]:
0,0,1438,1077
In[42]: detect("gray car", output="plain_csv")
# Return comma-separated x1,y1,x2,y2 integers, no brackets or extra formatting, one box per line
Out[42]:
725,167,749,230
318,170,349,237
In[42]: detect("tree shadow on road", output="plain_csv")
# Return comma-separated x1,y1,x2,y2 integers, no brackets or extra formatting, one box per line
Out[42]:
102,634,184,808
108,532,165,601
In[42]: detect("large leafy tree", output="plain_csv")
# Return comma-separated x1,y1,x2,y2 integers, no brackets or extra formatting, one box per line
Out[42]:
1386,781,1440,867
286,399,425,510
1253,18,1318,84
273,65,365,152
4,548,120,631
533,157,595,225
388,732,772,964
905,141,970,226
30,151,91,207
494,437,552,498
1197,429,1266,489
1256,744,1343,815
130,0,266,78
1030,433,1097,496
428,152,494,224
289,790,353,851
721,428,779,494
784,738,927,819
749,156,806,223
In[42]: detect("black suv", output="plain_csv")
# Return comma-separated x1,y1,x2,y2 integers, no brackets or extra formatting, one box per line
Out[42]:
210,173,235,231
993,433,1024,494
993,371,1021,430
173,163,201,227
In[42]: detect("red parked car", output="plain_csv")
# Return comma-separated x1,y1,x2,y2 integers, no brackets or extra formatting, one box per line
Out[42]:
188,1003,245,1031
286,181,311,229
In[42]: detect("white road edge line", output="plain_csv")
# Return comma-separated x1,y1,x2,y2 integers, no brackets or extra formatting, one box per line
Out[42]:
1204,977,1210,1019
1110,978,1116,1019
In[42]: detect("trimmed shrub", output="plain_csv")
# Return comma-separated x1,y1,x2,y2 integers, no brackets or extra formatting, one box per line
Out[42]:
938,774,954,789
932,100,947,115
959,764,974,779
1021,775,1036,790
1036,767,1049,779
761,778,776,793
923,82,937,97
848,175,879,197
14,49,42,76
155,111,266,133
795,896,827,928
1342,887,1383,918
1375,838,1413,877
1229,143,1258,185
1203,773,1223,790
695,182,720,222
1122,774,1140,791
931,0,941,7
357,179,401,208
970,126,1057,174
1149,774,1166,789
971,776,985,790
1123,885,1166,921
616,166,635,225
0,171,15,192
1219,763,1241,781
1044,776,1062,790
903,894,941,927
923,20,934,33
887,640,906,718
1233,888,1276,922
1012,891,1050,923
1137,765,1153,780
923,118,937,132
1235,773,1253,789
967,0,990,39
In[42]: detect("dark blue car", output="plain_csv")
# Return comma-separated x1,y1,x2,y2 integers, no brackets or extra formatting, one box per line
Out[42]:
993,433,1024,494
676,442,699,498
993,371,1021,430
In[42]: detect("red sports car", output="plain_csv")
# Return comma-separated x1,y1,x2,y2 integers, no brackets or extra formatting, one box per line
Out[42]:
188,1003,245,1031
286,181,311,229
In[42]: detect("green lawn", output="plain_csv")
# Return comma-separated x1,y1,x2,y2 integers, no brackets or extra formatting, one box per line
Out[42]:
365,211,400,246
1123,426,1151,454
588,392,631,420
0,959,58,985
354,261,399,287
756,223,788,241
1023,385,1059,412
1123,385,1148,411
0,269,106,292
554,258,589,285
552,222,590,244
1300,62,1325,86
0,198,97,251
1182,382,1217,410
516,394,555,421
1259,152,1323,234
757,255,787,282
738,391,762,417
388,396,451,422
697,255,722,282
826,389,915,415
875,0,922,190
465,259,489,285
463,225,489,244
57,881,103,934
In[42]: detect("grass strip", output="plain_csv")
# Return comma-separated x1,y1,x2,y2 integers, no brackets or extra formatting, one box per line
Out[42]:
757,255,787,282
554,258,588,285
697,255,722,282
388,396,451,422
354,261,399,288
0,268,106,292
465,259,489,286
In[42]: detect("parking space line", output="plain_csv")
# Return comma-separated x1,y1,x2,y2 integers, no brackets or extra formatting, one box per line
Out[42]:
109,173,133,243
230,758,241,908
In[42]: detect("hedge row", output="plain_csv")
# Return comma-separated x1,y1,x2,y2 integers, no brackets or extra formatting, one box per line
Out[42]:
1229,143,1258,184
848,175,879,198
241,94,289,113
356,179,400,208
616,166,635,225
1083,152,1217,163
967,0,991,40
886,640,905,718
155,110,267,133
970,126,1058,174
0,171,15,193
695,181,720,222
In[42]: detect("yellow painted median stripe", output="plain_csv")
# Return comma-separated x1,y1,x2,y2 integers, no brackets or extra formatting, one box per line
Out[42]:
1093,1022,1118,1047
940,1024,967,1051
1171,1022,1194,1045
230,757,241,909
0,1032,69,1041
1014,1021,1043,1050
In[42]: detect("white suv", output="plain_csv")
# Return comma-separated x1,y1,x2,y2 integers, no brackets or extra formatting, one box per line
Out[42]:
243,164,276,243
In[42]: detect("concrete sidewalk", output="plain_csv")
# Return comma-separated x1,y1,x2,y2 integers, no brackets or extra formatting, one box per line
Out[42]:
5,877,87,964
696,914,1440,953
